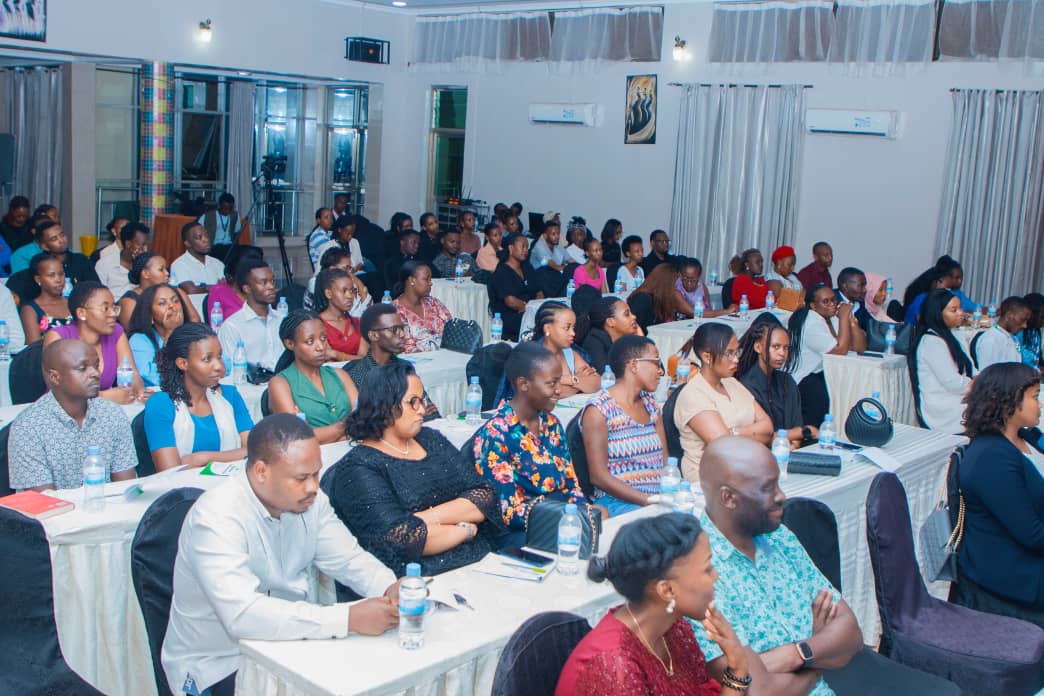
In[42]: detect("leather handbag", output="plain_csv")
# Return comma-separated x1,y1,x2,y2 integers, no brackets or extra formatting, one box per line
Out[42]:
440,318,483,354
525,499,602,560
845,397,894,447
865,316,913,355
788,451,842,477
776,287,804,312
920,491,965,583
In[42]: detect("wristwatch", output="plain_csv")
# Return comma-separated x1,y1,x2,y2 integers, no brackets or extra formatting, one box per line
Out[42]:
795,641,815,670
801,425,812,441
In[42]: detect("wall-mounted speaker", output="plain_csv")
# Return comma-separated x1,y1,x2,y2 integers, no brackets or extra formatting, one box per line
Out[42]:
345,37,390,64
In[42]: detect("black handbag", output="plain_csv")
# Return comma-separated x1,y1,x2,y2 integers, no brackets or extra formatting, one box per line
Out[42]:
525,499,602,560
440,318,483,354
788,451,842,477
864,316,913,355
844,397,894,447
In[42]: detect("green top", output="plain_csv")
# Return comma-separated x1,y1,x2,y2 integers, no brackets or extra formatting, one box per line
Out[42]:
278,363,352,428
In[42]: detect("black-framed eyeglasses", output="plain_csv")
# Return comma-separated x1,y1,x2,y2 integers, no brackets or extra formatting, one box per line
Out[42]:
375,324,406,335
632,357,665,373
403,395,428,412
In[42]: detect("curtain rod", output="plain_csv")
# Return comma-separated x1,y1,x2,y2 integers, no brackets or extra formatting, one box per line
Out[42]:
948,87,1042,93
668,82,814,88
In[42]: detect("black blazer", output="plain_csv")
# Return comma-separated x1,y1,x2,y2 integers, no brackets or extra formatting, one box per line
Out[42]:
957,431,1044,607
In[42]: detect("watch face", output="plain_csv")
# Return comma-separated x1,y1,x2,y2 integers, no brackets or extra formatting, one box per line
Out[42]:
798,642,814,661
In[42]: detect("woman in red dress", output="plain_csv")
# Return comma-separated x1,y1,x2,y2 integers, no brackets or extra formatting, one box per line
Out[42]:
729,249,770,309
315,267,367,361
556,513,763,695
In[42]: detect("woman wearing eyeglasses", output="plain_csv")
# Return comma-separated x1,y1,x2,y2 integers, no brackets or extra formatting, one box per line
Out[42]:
673,323,773,483
581,336,667,516
788,284,867,426
329,361,504,576
43,280,147,404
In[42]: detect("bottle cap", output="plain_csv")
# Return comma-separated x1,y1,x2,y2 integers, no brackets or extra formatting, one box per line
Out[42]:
87,445,102,455
667,456,678,467
678,480,691,491
470,376,479,384
405,563,421,577
777,429,787,437
279,296,286,302
564,502,578,514
494,312,501,318
824,414,833,421
214,301,221,308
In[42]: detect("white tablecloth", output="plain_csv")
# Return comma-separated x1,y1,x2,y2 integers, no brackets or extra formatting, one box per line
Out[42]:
519,292,627,340
647,310,792,359
823,353,917,427
428,279,492,341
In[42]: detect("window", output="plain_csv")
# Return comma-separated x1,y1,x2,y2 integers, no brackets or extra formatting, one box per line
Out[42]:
429,87,467,208
324,85,369,215
175,74,228,191
95,68,139,230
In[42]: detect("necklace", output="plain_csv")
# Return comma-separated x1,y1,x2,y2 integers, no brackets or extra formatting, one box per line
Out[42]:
379,437,411,455
624,604,674,677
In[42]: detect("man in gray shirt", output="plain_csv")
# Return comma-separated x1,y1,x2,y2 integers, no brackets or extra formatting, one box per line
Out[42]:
9,339,138,490
528,220,567,272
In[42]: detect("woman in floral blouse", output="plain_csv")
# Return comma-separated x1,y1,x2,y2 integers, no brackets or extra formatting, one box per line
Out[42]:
474,342,588,537
392,259,452,353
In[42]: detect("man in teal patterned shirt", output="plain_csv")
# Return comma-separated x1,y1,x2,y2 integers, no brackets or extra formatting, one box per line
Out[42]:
691,436,863,695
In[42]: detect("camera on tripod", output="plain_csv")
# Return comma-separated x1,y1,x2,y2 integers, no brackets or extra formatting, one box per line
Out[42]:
259,154,287,184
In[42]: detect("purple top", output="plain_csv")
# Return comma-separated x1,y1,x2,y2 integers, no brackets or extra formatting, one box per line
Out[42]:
205,280,244,318
51,323,125,389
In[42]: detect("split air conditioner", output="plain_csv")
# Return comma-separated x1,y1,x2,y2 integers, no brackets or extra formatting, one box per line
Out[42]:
528,103,599,127
806,109,898,138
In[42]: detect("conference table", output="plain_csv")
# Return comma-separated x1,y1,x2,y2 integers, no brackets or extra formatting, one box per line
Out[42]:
428,279,493,341
646,310,793,359
822,352,917,426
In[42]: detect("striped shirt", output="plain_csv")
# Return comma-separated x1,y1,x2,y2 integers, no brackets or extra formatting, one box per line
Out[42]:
580,389,663,498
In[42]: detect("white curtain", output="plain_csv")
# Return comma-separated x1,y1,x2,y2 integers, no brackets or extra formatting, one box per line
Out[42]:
549,6,662,68
411,11,551,71
670,84,807,276
935,89,1044,301
708,0,834,62
0,67,62,208
226,80,256,229
828,0,935,71
938,0,1044,59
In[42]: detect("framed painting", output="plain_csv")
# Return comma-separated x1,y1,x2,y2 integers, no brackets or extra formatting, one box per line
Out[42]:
0,0,46,42
625,74,656,145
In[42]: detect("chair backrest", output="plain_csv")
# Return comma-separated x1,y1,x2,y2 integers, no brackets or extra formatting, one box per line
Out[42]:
886,299,905,323
130,411,156,477
564,412,595,499
0,424,12,496
865,472,932,654
466,342,513,411
491,611,592,696
130,487,205,696
783,497,842,591
260,388,271,418
605,263,622,292
721,277,736,309
627,291,655,332
661,386,684,461
10,339,46,405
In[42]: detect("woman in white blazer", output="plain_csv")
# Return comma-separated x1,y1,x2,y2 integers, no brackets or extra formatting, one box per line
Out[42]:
909,289,974,433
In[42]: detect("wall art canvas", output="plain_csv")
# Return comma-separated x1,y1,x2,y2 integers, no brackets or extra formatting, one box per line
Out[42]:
0,0,46,41
625,74,656,144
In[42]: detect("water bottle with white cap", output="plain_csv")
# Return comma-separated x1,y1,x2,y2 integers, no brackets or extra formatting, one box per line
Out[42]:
739,294,750,319
660,457,681,510
490,313,503,342
771,430,790,481
566,279,576,300
765,290,776,313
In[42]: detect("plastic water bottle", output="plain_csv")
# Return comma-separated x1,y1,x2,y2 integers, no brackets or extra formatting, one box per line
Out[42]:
566,279,576,299
540,258,549,268
490,313,503,342
708,269,718,285
382,290,393,304
600,365,615,391
739,294,750,319
557,503,582,576
865,391,882,420
819,414,836,451
772,429,790,481
694,299,705,325
233,340,248,385
675,359,691,386
613,278,625,294
884,325,897,355
296,412,308,422
972,305,982,329
659,457,681,510
209,301,223,329
765,290,776,313
465,377,483,426
62,278,73,298
454,258,464,285
82,446,106,513
987,300,997,328
0,320,10,362
276,296,289,314
672,480,696,515
116,356,134,389
398,563,427,650
886,277,894,300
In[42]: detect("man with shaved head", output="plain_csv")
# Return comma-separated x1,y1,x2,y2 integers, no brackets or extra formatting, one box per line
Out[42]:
9,339,137,491
691,436,862,695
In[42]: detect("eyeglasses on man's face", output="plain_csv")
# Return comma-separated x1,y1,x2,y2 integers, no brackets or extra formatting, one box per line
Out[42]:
374,324,406,335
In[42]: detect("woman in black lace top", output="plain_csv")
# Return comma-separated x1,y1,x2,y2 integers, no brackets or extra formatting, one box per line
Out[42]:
330,362,504,576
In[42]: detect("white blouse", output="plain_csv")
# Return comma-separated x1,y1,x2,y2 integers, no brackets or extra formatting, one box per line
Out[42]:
765,270,803,291
916,333,973,433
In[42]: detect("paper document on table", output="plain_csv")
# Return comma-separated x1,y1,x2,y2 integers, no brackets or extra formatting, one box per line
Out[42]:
473,553,555,583
859,447,901,473
200,461,243,477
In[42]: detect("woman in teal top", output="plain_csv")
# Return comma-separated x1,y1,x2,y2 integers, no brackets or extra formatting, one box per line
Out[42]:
267,309,359,444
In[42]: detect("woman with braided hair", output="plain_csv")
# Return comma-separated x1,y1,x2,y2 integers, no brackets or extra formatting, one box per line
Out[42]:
557,513,761,695
144,322,253,471
117,251,200,330
531,300,599,397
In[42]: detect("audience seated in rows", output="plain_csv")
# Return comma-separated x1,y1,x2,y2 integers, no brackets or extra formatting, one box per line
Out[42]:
796,242,833,290
119,252,200,330
579,296,642,374
20,253,72,343
729,249,770,309
314,268,367,361
95,222,150,300
491,233,543,341
676,257,735,319
217,259,284,372
908,289,974,433
393,260,452,353
268,310,357,444
330,362,503,577
9,339,138,491
170,222,224,294
580,336,666,516
12,220,97,286
128,284,190,387
431,227,474,280
312,213,365,276
145,322,252,471
973,296,1030,370
532,301,600,397
162,413,399,696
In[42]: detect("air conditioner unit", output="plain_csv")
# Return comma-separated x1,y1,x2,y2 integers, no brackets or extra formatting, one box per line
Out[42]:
528,103,599,127
806,109,898,138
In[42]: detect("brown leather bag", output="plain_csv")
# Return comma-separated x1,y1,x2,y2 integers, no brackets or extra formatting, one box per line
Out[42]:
776,287,804,312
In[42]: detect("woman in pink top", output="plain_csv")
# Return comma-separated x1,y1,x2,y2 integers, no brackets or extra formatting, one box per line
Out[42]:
474,223,503,273
572,238,608,292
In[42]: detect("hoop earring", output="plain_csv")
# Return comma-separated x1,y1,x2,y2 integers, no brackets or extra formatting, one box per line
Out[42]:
666,598,676,614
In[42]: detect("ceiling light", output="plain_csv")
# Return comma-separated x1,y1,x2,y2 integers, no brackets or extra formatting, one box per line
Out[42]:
392,1,407,6
198,18,213,43
673,35,690,62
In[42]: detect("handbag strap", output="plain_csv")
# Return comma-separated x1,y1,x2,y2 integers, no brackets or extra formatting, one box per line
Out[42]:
946,494,966,552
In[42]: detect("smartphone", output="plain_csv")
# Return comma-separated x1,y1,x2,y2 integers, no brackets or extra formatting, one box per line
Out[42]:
834,441,864,452
862,351,885,359
496,546,556,568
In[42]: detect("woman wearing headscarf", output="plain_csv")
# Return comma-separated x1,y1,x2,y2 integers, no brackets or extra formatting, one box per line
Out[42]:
764,245,803,293
862,272,895,325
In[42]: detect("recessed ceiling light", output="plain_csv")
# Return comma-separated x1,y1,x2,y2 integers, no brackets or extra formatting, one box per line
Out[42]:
237,71,250,76
392,1,407,6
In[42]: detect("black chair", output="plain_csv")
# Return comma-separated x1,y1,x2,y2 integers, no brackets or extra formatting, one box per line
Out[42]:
866,472,1044,695
130,487,205,696
605,263,622,292
886,299,905,323
260,388,271,418
491,611,592,696
783,497,962,695
564,412,595,499
721,277,736,309
466,342,513,411
627,291,655,333
0,506,106,695
130,412,156,477
275,283,307,312
0,423,12,496
10,339,46,405
661,386,684,461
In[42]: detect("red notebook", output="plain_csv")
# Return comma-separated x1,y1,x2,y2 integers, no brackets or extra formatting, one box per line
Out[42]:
0,491,75,520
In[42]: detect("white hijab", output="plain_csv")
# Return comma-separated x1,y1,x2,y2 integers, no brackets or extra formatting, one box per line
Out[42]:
172,387,240,456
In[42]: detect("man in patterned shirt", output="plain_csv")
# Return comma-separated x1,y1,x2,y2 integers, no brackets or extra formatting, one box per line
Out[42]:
9,339,138,491
692,436,862,695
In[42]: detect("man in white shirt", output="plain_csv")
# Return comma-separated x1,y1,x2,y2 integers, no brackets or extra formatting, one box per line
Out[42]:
162,413,399,696
217,259,284,371
974,296,1030,370
170,222,225,294
95,221,150,300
